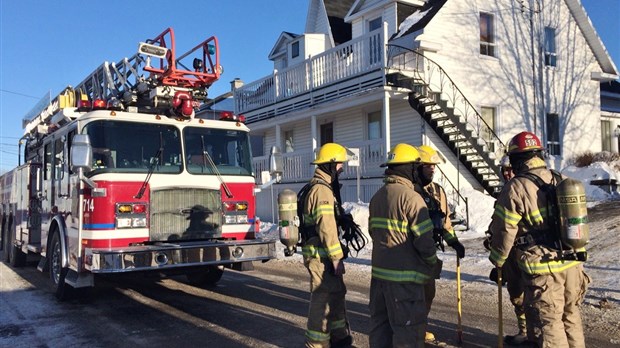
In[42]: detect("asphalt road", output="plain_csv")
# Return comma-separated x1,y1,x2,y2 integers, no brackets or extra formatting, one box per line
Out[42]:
1,201,619,347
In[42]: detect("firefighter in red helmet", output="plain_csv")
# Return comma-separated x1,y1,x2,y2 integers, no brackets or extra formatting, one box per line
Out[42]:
488,131,590,347
485,154,527,344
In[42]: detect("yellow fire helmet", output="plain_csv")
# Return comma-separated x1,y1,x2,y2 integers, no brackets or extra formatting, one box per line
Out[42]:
418,145,444,165
312,143,348,164
381,143,421,167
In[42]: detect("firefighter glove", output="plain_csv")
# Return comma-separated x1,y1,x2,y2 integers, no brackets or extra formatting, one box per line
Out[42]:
489,267,507,285
447,240,465,259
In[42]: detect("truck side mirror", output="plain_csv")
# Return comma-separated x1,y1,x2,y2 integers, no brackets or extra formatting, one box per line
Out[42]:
71,134,93,173
269,146,283,178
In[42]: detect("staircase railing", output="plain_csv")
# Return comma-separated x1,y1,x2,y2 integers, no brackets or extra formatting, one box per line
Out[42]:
386,45,506,159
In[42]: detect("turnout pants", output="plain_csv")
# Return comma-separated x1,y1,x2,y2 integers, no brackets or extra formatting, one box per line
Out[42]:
369,278,426,348
504,250,526,333
523,263,590,348
304,257,349,348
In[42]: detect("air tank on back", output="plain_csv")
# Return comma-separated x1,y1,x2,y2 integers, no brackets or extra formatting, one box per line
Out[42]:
556,177,589,250
277,189,299,257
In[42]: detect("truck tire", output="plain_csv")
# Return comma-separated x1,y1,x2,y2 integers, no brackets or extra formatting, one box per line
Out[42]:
6,217,26,267
49,232,73,301
1,218,9,263
186,265,224,286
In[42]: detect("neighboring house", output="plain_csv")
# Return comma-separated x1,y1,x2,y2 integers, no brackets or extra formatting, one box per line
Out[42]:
226,0,619,222
601,80,620,153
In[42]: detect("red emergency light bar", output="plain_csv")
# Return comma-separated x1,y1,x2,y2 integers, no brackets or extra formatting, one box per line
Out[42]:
219,111,245,123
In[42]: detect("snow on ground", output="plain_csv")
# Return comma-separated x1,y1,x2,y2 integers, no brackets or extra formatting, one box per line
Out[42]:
257,161,620,304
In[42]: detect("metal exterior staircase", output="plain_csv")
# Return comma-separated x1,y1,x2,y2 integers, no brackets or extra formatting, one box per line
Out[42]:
386,45,504,196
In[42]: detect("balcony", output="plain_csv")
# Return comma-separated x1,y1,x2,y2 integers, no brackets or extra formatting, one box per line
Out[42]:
234,30,386,120
252,139,386,184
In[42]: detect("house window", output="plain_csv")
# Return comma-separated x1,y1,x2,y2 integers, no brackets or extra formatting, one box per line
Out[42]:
284,130,294,153
601,120,612,152
480,13,495,57
480,107,496,152
291,41,300,59
367,111,382,140
250,134,264,157
544,27,557,67
369,17,382,32
547,113,561,156
320,122,333,146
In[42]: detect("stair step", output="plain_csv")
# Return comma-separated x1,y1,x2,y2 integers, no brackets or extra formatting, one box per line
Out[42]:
426,108,443,115
419,100,436,107
430,114,449,121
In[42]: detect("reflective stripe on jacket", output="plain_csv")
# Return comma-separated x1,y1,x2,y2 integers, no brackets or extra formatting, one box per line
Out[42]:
488,158,584,275
369,175,438,284
301,169,343,261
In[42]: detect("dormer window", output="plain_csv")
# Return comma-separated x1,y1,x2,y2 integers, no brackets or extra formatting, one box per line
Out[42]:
291,41,300,59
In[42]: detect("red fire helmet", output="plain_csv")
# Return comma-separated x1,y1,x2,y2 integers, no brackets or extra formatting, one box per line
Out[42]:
507,131,543,155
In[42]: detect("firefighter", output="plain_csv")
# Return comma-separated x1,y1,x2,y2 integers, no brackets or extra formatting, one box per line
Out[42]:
486,155,528,344
368,143,440,348
301,142,352,348
414,145,465,342
488,132,590,347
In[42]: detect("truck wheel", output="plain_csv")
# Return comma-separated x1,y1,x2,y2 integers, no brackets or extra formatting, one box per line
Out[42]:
49,232,72,301
186,265,224,286
1,224,9,263
6,218,26,267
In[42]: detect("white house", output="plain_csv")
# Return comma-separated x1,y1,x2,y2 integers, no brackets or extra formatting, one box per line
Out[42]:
216,0,619,222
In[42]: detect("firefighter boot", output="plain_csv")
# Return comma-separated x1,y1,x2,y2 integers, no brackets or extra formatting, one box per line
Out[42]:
504,317,527,345
330,335,353,348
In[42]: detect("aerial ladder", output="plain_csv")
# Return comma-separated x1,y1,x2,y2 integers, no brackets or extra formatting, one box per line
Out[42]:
22,27,222,137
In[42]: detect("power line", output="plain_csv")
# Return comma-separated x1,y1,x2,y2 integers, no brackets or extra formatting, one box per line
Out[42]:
0,88,41,99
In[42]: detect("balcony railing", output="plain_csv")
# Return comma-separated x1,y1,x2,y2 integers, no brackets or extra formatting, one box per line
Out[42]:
252,139,386,184
234,29,385,117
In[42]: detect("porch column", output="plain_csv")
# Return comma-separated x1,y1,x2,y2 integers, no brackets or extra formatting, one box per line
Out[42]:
383,91,391,155
311,115,318,152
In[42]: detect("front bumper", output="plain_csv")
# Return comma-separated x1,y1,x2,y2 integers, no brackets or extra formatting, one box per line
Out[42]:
86,239,276,273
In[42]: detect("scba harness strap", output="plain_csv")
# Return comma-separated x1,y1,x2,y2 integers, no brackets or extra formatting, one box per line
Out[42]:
297,180,367,256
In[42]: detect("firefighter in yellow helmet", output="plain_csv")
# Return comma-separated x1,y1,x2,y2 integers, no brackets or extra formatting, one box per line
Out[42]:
368,143,440,347
302,142,352,348
488,132,590,347
414,145,465,342
485,154,528,344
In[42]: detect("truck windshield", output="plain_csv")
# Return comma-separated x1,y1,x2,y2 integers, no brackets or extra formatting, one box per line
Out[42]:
184,127,253,176
83,120,182,174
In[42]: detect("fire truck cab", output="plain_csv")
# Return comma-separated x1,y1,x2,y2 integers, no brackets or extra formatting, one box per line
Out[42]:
0,28,279,300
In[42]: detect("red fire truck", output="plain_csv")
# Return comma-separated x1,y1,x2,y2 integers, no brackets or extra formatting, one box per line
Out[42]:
0,28,278,300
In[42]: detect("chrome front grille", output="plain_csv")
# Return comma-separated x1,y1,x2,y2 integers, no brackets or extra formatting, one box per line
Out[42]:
150,188,223,241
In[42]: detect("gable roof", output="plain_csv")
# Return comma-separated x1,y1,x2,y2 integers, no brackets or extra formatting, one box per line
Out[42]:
346,0,427,22
306,0,355,47
565,0,618,78
325,0,354,44
389,0,447,40
268,31,300,61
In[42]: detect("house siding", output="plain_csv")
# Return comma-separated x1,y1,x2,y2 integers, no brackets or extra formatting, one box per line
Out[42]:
420,0,602,167
241,0,616,222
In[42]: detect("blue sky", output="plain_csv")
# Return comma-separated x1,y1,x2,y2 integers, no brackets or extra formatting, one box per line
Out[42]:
1,0,618,173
